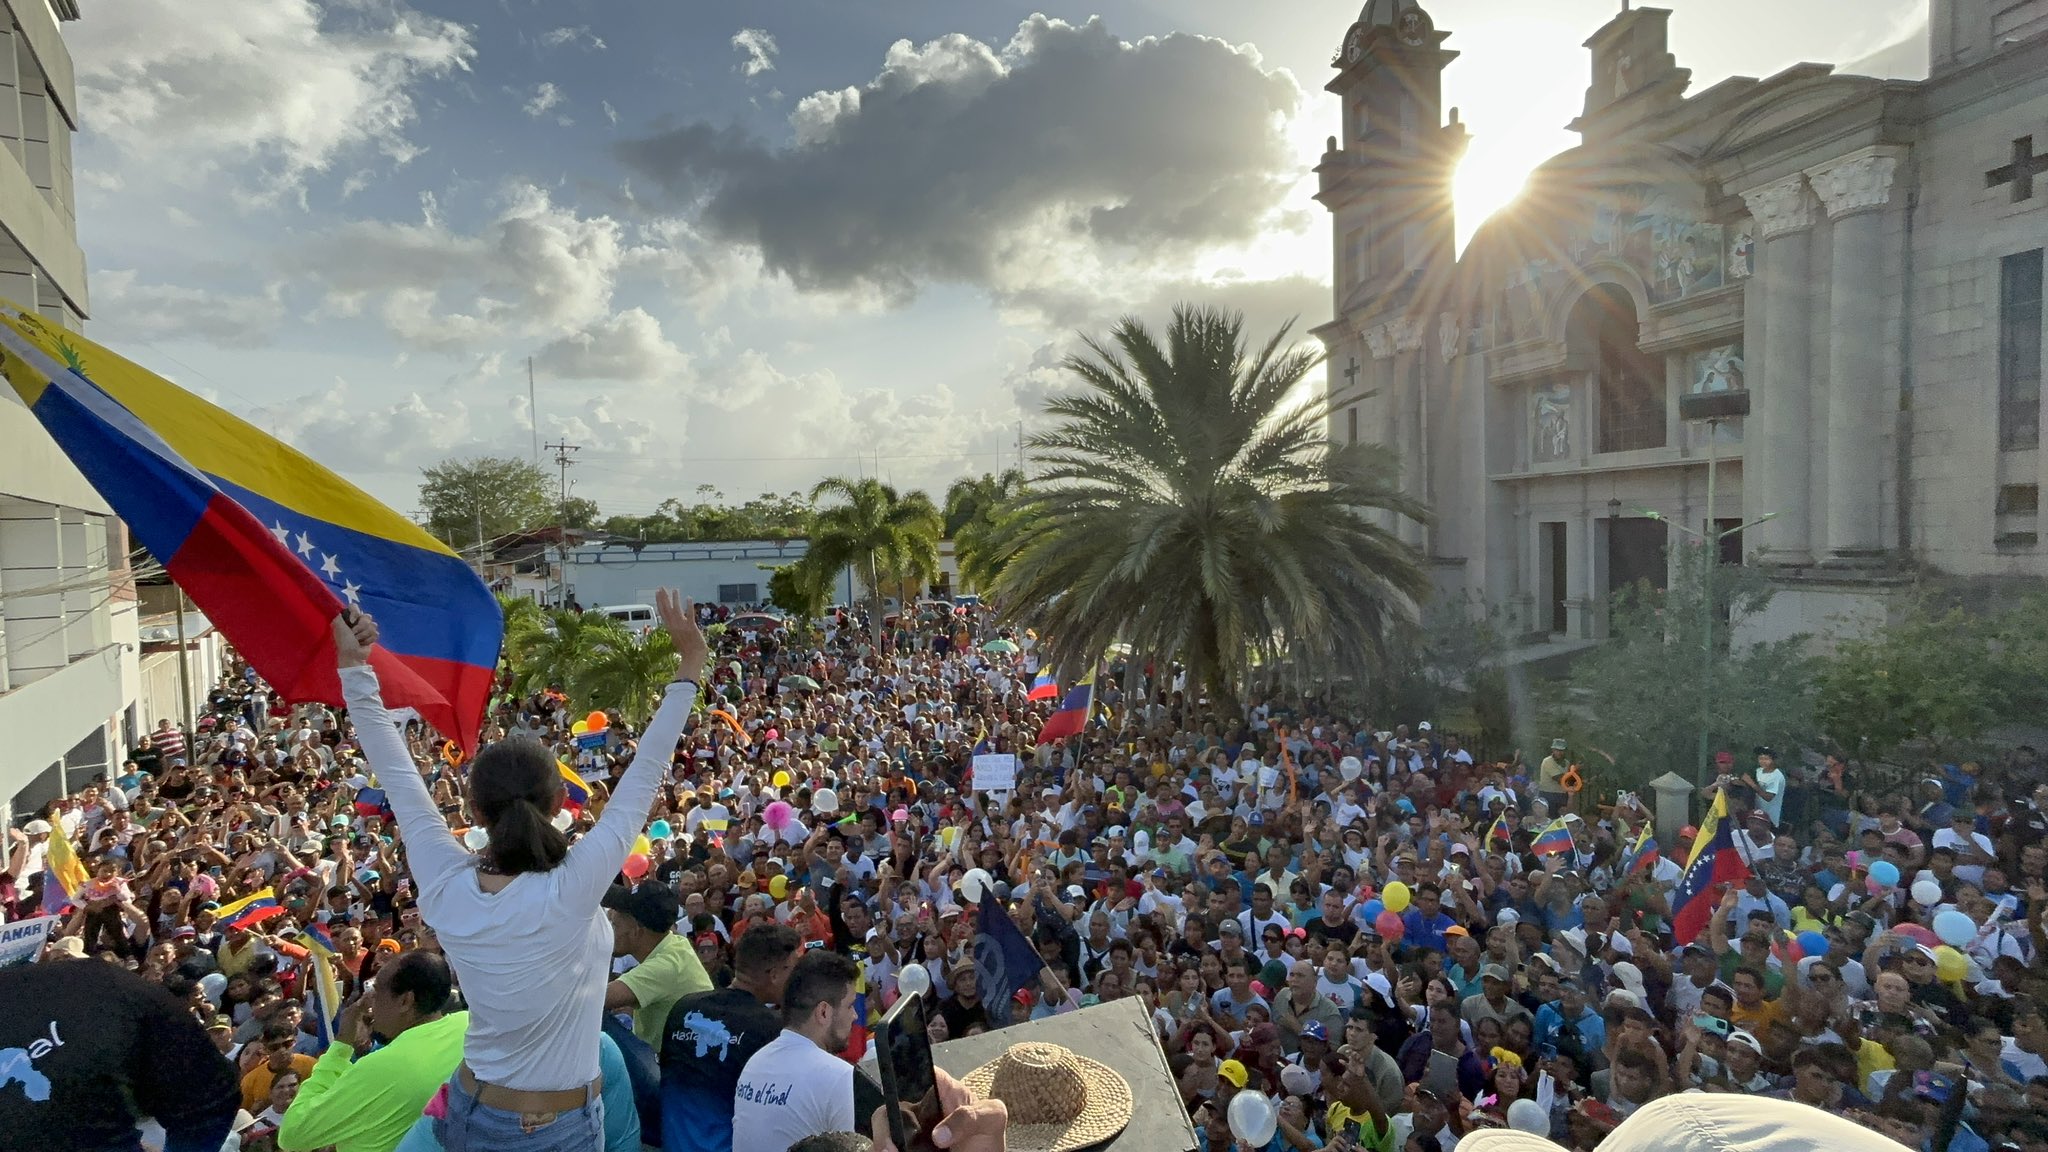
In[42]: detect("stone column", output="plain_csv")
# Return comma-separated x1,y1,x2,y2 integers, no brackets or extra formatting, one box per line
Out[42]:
1738,175,1816,565
1806,146,1903,566
1395,318,1427,550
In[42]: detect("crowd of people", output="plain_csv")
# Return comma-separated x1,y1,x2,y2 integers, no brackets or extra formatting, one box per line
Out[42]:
2,587,2043,1152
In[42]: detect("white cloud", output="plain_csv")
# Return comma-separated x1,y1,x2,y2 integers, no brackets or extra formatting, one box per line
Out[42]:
94,268,288,348
534,307,691,382
540,26,606,52
524,82,567,121
731,28,778,78
294,182,632,352
71,0,472,199
603,100,619,125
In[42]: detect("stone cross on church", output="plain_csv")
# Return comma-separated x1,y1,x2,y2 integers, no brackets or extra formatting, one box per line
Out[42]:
1986,134,2048,202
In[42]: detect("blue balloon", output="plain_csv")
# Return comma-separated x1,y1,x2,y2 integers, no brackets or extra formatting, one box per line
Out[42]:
1797,931,1829,957
648,820,672,840
1868,860,1900,887
1363,898,1386,922
1932,909,1976,948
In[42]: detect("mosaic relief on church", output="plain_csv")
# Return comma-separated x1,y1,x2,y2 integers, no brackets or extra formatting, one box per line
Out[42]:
1497,259,1556,345
1686,343,1745,447
1534,381,1573,463
1728,224,1754,279
1496,186,1728,346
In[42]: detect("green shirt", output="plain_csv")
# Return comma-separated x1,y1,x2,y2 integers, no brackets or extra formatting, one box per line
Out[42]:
277,1011,468,1152
621,933,715,1048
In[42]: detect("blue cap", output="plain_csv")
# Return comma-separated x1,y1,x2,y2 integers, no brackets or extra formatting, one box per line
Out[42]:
1300,1021,1328,1042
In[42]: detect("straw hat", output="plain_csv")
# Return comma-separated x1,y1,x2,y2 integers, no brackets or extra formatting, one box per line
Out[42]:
961,1042,1132,1152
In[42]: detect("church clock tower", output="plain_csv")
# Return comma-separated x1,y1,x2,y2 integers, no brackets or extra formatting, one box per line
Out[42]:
1315,0,1466,548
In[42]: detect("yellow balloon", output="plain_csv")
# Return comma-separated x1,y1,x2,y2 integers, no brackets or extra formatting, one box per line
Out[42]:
768,875,789,900
1382,881,1413,914
772,770,792,789
571,720,589,735
1933,944,1969,983
632,834,651,857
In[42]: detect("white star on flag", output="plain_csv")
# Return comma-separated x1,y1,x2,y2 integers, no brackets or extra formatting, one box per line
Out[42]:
270,522,289,546
320,553,341,579
340,580,362,607
294,531,315,557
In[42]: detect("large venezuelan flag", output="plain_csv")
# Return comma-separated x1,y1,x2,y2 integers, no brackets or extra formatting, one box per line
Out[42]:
1034,675,1093,745
0,305,499,748
1670,789,1751,945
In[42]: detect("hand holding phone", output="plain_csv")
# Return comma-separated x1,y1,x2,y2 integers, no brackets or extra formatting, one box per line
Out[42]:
876,989,942,1151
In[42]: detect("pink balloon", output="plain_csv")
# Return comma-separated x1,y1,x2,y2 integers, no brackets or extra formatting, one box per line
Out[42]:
1375,910,1406,939
1895,923,1938,947
622,852,650,879
764,801,795,831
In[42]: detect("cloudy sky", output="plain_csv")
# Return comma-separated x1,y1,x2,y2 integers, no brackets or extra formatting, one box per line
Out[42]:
67,0,1925,518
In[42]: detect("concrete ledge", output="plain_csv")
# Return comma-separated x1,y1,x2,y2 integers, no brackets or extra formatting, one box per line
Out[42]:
0,640,117,801
1,0,75,129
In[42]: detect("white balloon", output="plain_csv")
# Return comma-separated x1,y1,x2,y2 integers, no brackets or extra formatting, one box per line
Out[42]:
462,827,489,851
1339,755,1363,782
1227,1091,1278,1146
552,809,574,832
898,963,932,1000
960,868,992,905
1911,879,1942,907
199,972,227,1006
1507,1099,1551,1136
813,787,840,815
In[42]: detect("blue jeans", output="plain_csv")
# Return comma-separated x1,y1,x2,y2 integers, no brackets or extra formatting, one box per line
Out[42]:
434,1073,605,1152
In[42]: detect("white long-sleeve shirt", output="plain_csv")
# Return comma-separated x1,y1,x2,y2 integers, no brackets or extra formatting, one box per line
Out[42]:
342,665,696,1092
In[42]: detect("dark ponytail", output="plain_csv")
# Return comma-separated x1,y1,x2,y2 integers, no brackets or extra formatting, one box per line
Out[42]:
469,738,570,874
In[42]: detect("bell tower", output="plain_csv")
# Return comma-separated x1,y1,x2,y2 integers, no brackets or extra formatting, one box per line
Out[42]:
1316,0,1465,550
1318,0,1464,299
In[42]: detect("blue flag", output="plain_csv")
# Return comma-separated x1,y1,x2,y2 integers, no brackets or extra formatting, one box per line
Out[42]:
974,888,1046,1028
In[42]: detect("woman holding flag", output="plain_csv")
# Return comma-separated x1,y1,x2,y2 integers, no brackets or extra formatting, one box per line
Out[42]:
331,588,708,1152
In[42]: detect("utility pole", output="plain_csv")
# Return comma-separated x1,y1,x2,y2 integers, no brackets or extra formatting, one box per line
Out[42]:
172,586,195,742
545,440,579,608
528,357,539,464
1016,420,1026,475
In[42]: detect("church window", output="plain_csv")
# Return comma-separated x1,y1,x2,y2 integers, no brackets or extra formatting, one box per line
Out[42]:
1998,249,2042,450
1353,98,1371,141
1345,228,1367,284
1573,285,1665,454
1348,406,1360,445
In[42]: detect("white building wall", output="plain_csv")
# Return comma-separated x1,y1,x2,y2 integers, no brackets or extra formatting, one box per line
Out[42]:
565,540,831,610
0,1,124,827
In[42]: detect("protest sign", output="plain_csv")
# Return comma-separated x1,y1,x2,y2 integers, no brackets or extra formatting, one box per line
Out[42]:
972,753,1017,792
0,916,56,967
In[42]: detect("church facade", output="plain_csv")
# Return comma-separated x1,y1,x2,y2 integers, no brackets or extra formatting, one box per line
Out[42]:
1315,0,2048,642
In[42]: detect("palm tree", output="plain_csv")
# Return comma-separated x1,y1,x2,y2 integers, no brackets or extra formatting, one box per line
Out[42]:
944,470,1026,594
806,477,944,643
989,304,1430,707
511,609,626,698
578,627,679,727
496,593,546,660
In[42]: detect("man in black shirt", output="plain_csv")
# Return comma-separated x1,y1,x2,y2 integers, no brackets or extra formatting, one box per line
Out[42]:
0,957,239,1152
660,922,801,1152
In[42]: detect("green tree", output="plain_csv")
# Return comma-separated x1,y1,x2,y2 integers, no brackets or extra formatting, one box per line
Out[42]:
806,477,943,642
1553,542,1813,792
419,456,553,548
1812,591,2015,761
559,496,602,531
945,470,1026,593
988,304,1430,706
767,556,836,623
578,627,678,726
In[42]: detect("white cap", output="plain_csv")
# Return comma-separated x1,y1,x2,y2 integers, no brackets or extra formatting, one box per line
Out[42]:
23,819,50,835
1418,721,1433,732
1496,908,1521,926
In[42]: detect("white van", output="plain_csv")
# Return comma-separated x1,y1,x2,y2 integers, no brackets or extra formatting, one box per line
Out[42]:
596,604,657,636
